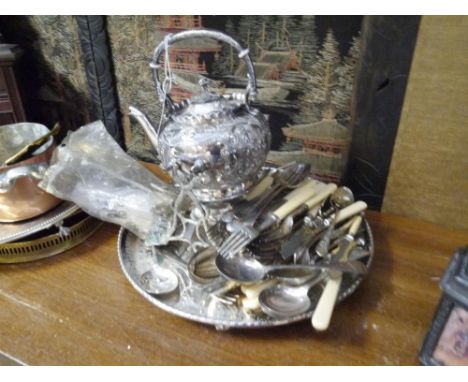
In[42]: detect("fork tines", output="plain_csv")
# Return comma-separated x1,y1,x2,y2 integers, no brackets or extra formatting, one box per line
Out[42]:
218,227,256,257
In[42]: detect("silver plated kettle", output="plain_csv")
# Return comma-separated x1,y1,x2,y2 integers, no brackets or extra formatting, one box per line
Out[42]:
130,29,271,203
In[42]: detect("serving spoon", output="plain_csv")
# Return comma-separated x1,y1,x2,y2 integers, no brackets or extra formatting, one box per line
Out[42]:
258,246,369,319
215,252,367,283
258,272,326,318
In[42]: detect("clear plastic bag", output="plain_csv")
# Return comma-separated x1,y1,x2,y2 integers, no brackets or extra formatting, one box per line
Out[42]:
39,121,177,245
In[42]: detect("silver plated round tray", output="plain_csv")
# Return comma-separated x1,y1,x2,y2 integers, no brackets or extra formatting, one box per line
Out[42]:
117,219,374,330
0,201,80,244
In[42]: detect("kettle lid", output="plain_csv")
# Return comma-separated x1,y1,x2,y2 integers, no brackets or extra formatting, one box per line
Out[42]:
170,79,247,124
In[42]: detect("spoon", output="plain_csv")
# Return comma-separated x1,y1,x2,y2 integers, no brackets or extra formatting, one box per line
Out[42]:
258,245,370,319
259,272,327,318
215,252,367,283
139,267,179,296
187,246,220,283
314,186,355,258
330,186,355,210
240,279,278,312
139,245,186,296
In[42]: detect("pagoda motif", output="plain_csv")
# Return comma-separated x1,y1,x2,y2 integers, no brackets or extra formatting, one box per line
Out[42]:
235,48,300,81
157,16,221,102
159,16,202,31
282,118,347,157
268,115,349,183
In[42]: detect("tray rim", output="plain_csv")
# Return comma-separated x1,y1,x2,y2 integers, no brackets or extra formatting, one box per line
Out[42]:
0,215,102,264
0,201,80,245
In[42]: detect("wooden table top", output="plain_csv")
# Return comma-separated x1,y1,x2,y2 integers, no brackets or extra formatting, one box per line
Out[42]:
1,210,467,365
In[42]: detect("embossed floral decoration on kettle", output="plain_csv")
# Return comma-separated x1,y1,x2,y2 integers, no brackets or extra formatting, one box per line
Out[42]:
129,29,271,203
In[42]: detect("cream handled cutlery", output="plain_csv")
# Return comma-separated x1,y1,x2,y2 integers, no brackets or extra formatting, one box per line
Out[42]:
242,166,319,203
219,182,337,257
232,163,310,220
271,183,337,224
280,200,367,261
311,215,363,331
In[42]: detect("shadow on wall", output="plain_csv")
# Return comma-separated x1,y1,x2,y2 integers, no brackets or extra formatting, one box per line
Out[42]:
0,15,92,140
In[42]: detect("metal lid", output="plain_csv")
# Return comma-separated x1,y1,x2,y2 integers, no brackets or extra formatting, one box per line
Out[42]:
170,90,246,125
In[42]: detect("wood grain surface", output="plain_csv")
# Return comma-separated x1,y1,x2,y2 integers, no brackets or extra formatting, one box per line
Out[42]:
1,210,467,365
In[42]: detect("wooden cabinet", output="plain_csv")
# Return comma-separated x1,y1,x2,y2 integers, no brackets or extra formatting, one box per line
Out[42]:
0,43,25,125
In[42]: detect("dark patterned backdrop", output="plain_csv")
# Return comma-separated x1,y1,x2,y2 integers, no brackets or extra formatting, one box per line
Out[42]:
105,15,363,183
0,15,92,140
0,15,419,210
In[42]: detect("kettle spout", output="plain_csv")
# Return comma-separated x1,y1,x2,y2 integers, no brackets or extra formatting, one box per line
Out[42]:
128,106,159,152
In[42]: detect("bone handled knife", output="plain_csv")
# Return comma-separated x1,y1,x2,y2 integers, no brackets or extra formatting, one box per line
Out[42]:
243,173,274,201
279,183,338,224
334,201,367,225
311,216,363,331
332,214,364,262
275,183,337,221
283,178,322,201
280,200,367,260
244,168,319,203
256,182,334,232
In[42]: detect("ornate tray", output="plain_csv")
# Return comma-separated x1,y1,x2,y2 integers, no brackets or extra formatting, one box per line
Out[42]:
0,201,79,244
117,219,374,330
0,212,102,263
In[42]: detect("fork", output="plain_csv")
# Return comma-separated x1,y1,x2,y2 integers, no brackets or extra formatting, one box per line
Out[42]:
218,183,337,258
232,162,310,221
219,170,319,257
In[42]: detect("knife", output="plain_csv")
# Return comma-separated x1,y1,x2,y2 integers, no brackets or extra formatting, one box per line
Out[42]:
218,177,326,257
280,200,367,261
256,183,337,232
243,173,274,201
311,216,363,331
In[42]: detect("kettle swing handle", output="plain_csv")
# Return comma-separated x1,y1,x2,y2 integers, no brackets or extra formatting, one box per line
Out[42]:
150,29,257,110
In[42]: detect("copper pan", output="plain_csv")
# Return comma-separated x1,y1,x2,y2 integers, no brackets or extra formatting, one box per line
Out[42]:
0,123,61,223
